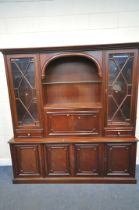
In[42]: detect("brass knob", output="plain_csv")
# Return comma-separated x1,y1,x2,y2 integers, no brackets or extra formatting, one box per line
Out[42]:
118,131,121,135
67,114,70,117
27,133,31,137
78,116,81,119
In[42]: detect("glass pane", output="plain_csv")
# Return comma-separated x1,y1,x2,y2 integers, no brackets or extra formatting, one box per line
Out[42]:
108,96,117,121
109,59,119,83
122,57,133,83
11,58,39,126
108,53,134,124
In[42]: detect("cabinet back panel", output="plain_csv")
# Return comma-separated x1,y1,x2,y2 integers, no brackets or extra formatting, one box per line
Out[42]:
44,83,101,105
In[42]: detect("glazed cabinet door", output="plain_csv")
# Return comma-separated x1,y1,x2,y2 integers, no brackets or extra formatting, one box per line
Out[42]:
44,144,71,176
11,144,43,177
105,50,138,136
6,55,43,137
104,143,136,177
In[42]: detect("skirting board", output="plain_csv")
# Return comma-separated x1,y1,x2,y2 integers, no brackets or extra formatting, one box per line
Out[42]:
0,158,139,166
0,158,12,166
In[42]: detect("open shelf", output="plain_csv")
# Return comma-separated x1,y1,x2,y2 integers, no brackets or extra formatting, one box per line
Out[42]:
43,54,102,108
44,102,102,109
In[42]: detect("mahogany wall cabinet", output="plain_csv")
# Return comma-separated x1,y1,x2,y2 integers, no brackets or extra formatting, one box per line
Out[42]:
1,43,139,183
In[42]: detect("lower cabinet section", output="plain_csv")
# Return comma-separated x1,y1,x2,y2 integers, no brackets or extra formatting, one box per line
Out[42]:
10,140,137,183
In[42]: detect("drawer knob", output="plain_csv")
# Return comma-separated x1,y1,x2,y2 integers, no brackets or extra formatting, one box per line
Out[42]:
78,116,81,119
67,114,70,117
27,133,31,137
118,131,121,135
25,92,29,96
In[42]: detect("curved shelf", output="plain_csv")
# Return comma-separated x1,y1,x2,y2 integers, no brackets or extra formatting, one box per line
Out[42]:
41,53,102,79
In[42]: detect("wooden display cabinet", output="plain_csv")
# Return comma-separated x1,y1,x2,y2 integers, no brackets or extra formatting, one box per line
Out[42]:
1,43,139,183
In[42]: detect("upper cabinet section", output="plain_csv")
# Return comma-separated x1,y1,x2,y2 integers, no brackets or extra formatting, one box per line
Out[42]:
2,44,139,138
106,50,138,127
6,54,42,130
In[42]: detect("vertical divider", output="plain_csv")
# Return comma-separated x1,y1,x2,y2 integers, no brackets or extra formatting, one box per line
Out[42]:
69,143,75,176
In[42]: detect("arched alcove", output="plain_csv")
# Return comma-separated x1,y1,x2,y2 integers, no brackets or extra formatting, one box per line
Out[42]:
42,54,102,107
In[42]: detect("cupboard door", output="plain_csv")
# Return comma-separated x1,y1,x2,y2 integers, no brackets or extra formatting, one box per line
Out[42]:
47,113,72,134
7,55,42,130
12,144,42,177
105,143,136,176
45,144,71,176
72,112,100,135
75,144,100,176
106,50,138,126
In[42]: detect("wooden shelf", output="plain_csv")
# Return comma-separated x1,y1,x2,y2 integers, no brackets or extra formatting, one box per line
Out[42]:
43,80,101,85
44,102,102,109
10,137,138,144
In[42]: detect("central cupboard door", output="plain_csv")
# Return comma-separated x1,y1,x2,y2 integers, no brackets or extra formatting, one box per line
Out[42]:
74,144,101,176
45,144,71,176
44,143,102,177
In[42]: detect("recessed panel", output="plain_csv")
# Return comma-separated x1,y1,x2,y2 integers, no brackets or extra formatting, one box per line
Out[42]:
15,144,41,177
75,144,100,175
106,143,133,176
46,144,70,176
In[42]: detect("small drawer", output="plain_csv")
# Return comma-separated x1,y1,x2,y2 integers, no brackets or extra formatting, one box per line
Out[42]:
105,130,133,137
15,129,43,138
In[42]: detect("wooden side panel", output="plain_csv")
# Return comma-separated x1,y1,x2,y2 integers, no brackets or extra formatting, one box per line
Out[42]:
12,144,43,177
105,143,136,176
75,144,100,176
45,144,71,176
